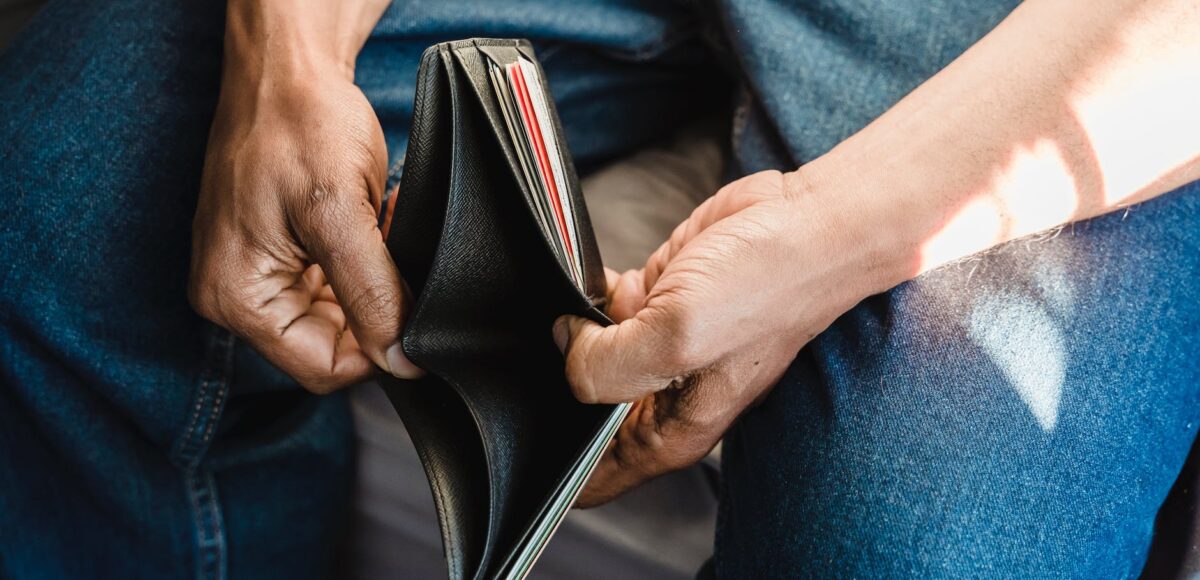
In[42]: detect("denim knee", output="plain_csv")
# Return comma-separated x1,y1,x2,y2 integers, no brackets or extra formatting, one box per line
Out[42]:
716,184,1200,578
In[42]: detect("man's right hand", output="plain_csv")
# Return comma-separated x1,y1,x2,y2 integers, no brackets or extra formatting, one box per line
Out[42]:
189,0,417,393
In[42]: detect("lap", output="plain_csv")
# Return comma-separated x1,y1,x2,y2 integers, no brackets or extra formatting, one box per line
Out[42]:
718,181,1200,578
358,0,726,174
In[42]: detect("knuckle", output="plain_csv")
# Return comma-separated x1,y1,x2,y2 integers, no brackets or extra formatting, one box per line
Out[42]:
611,399,714,479
737,169,785,199
305,186,334,209
297,187,345,229
705,225,762,262
626,403,669,455
750,169,785,189
293,185,361,241
640,381,725,472
624,427,690,475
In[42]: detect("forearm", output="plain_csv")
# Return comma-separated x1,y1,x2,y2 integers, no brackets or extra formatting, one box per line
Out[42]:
223,0,390,83
798,0,1200,295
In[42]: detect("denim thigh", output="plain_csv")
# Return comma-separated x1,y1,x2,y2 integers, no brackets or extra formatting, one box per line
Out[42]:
717,181,1200,578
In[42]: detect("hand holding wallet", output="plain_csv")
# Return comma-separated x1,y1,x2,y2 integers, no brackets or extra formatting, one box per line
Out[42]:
379,39,631,579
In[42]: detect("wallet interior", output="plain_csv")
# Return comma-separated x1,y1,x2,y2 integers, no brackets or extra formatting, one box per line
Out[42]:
379,39,628,579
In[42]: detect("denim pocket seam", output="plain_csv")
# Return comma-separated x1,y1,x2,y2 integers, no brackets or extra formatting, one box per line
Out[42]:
187,469,228,580
172,326,234,580
171,327,234,467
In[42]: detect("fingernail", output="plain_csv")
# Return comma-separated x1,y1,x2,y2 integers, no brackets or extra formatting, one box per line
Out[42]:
386,343,423,379
552,317,569,353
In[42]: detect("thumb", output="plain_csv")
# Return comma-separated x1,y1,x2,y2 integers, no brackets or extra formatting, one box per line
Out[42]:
553,311,688,404
291,185,422,379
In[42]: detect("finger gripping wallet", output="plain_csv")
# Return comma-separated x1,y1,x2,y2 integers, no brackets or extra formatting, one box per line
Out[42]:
379,38,631,579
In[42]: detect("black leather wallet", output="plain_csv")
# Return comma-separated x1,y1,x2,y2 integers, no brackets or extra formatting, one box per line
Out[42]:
379,39,630,579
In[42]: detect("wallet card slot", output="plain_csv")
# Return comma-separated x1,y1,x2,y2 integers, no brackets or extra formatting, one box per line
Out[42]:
492,54,584,288
462,42,608,307
450,43,581,302
509,48,610,307
485,61,561,260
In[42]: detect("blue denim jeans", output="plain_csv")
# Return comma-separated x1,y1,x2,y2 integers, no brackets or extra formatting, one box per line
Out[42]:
2,0,1197,578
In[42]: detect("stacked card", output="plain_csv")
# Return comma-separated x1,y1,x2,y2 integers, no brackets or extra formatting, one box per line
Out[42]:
486,55,584,290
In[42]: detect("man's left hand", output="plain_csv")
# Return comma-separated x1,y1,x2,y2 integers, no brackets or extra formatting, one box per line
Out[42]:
554,170,885,506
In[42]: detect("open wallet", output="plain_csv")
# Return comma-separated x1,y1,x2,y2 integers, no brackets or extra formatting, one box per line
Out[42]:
378,38,632,579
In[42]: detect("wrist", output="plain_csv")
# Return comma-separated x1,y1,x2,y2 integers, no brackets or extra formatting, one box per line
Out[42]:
223,0,388,85
783,156,920,302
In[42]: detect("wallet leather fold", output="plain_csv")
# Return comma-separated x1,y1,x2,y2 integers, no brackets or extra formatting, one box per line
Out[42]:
379,39,623,579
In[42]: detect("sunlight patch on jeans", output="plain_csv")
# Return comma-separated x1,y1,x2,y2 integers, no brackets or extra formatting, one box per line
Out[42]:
1031,255,1075,317
968,293,1067,432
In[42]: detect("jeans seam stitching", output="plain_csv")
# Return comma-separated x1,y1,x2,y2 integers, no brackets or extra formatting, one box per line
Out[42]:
173,370,210,466
172,328,233,466
174,326,234,580
186,469,227,580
